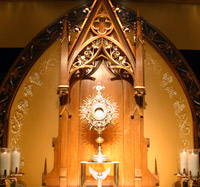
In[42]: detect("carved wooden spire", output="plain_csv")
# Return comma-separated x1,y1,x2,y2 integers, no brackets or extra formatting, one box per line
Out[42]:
58,13,69,106
135,9,145,107
67,0,136,86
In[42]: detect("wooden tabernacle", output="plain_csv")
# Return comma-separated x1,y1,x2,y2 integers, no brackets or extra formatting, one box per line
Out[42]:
42,0,159,186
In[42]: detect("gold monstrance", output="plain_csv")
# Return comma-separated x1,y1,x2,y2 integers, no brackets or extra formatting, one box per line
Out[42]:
80,83,119,162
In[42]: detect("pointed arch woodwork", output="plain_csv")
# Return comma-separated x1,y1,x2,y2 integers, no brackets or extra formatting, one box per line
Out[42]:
67,0,136,87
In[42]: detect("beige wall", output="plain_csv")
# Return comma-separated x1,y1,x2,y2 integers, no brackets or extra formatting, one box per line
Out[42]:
144,41,194,187
8,40,61,187
0,1,200,49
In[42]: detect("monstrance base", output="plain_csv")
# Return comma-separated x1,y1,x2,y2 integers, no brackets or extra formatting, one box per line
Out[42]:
90,154,109,163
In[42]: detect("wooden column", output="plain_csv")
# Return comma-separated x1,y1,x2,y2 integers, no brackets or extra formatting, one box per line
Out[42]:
42,15,69,187
134,10,159,187
134,10,145,187
134,109,143,187
58,15,69,187
135,12,143,87
134,10,145,107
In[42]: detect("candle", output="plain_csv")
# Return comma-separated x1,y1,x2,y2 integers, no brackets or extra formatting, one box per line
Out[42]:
11,148,21,174
0,148,11,176
188,149,199,178
180,149,188,174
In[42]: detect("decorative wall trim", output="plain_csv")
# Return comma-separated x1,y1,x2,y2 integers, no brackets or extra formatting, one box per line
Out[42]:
0,15,65,146
10,57,56,148
145,52,191,148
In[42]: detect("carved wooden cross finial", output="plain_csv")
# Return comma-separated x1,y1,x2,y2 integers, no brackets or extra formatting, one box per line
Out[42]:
93,82,105,94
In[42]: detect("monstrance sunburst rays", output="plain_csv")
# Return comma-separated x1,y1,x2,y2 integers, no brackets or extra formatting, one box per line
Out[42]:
80,82,119,162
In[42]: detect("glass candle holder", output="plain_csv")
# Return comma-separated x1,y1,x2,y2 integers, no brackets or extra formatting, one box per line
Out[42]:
180,149,188,175
188,149,199,178
0,148,11,177
11,147,21,174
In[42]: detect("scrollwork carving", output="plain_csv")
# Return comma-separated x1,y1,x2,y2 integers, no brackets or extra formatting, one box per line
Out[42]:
103,38,134,80
68,3,92,28
113,4,136,25
69,38,101,80
69,37,135,84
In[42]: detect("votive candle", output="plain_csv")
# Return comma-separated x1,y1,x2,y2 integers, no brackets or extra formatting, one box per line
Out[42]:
180,149,188,174
11,147,21,174
188,149,199,178
0,148,11,176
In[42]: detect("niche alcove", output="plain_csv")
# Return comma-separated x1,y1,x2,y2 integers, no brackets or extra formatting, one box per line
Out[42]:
0,0,199,187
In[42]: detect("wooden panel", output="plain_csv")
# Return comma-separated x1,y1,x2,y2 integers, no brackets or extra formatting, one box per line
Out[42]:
123,80,135,186
67,81,81,186
79,61,124,183
76,61,137,187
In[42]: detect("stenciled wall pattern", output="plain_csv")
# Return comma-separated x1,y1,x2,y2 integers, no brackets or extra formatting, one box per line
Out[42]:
145,44,193,149
10,57,57,148
7,41,60,186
